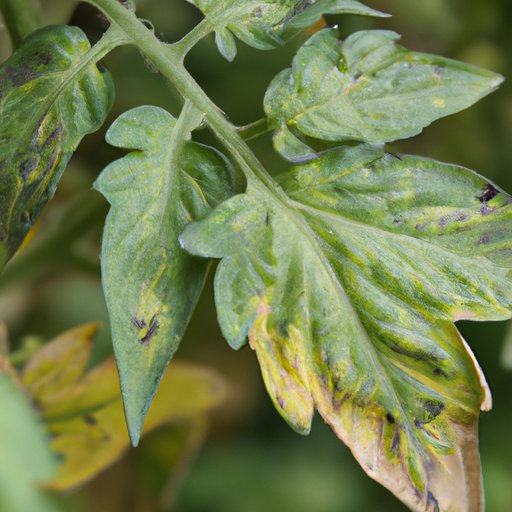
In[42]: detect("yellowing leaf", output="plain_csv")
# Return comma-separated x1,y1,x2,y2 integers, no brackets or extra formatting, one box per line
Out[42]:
181,145,512,511
6,323,227,491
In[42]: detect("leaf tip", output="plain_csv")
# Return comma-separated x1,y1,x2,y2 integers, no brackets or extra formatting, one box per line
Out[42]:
118,365,161,448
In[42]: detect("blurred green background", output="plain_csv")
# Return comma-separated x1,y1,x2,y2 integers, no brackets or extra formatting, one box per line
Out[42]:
1,0,511,510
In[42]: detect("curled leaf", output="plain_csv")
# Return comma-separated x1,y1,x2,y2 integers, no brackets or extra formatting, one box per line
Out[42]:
0,25,114,270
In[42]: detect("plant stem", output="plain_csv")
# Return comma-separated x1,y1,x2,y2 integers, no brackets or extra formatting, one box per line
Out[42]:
0,0,43,47
238,118,273,141
86,0,281,195
173,17,212,60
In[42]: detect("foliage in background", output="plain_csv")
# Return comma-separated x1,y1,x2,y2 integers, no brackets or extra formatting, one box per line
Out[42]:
1,1,505,512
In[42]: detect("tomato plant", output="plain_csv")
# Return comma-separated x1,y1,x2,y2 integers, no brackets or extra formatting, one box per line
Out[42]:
0,1,511,511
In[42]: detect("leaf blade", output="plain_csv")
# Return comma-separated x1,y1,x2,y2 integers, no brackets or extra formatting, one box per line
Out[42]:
95,105,232,445
0,25,114,270
186,0,386,58
180,147,512,511
264,29,503,155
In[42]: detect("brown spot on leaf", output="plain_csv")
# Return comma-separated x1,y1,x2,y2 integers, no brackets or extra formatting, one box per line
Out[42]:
423,400,444,420
478,183,499,203
433,367,447,378
391,430,400,452
480,205,494,216
386,412,395,424
132,317,146,330
139,316,159,345
438,217,448,228
479,233,491,245
4,63,39,87
84,414,97,426
427,491,440,512
19,157,38,180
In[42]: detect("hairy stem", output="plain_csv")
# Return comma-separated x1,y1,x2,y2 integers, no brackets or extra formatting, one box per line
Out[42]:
0,0,43,47
86,0,281,195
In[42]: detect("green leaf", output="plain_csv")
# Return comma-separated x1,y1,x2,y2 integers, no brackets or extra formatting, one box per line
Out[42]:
0,373,58,512
181,145,512,511
264,29,503,157
187,0,386,58
94,105,232,446
0,25,114,270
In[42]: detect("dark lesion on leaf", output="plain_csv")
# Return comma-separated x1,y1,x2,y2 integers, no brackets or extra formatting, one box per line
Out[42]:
4,63,39,87
131,317,147,330
478,183,499,204
386,412,395,424
423,400,445,421
432,367,448,378
265,211,271,226
139,315,159,345
19,157,38,180
391,429,400,452
427,491,441,512
83,414,97,426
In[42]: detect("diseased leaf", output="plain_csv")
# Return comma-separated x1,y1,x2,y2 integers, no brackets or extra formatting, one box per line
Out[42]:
94,105,232,446
187,0,386,60
0,25,114,270
0,372,58,512
180,145,512,511
12,323,227,491
264,29,503,158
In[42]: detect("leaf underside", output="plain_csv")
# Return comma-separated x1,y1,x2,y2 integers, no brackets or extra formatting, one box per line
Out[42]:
0,25,113,270
94,106,232,445
187,0,387,60
181,145,512,512
264,29,503,161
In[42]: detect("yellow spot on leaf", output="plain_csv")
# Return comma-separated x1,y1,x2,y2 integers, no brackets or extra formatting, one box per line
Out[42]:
433,97,446,108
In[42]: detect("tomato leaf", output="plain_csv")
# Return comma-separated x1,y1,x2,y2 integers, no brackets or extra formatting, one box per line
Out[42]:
94,105,232,446
180,145,512,511
0,25,114,270
264,29,503,159
186,0,386,60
